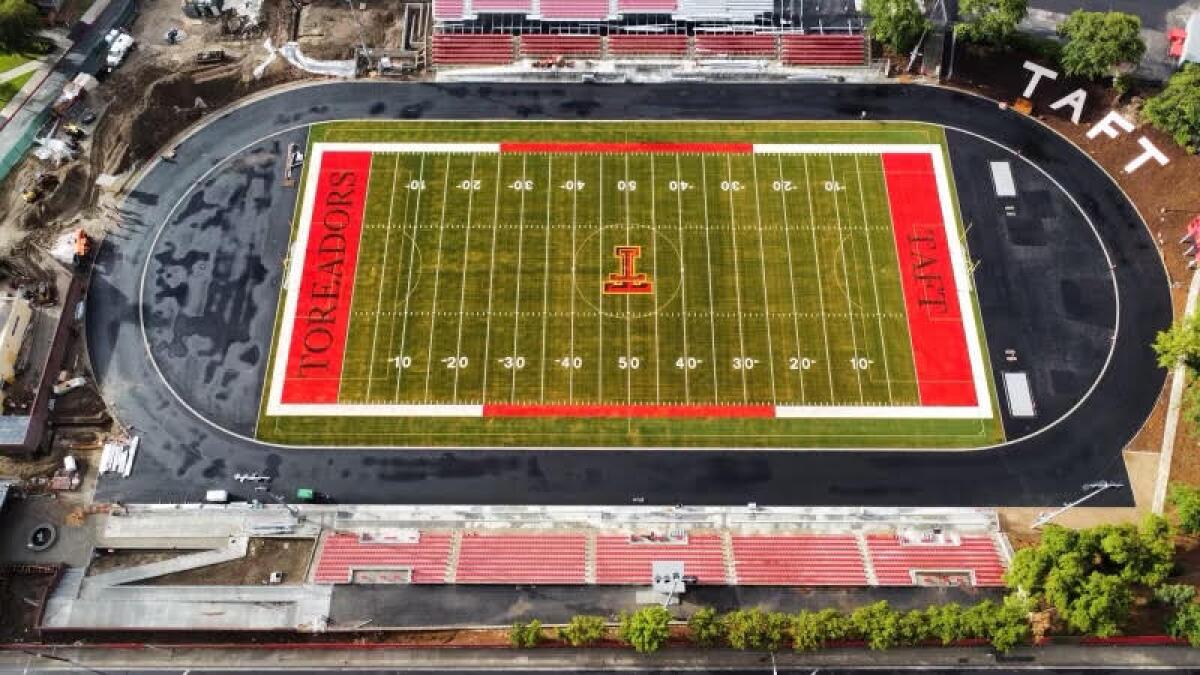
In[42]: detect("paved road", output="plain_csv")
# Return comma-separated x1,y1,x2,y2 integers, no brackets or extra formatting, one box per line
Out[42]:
87,82,1169,507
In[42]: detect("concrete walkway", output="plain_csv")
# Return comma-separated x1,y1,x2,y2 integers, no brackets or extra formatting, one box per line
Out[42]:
0,60,40,84
82,535,248,590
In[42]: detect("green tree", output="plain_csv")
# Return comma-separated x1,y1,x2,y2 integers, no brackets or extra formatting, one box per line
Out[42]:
864,0,930,53
687,607,724,646
925,603,965,645
897,609,932,645
1154,583,1197,608
955,0,1028,45
1062,572,1131,636
1153,315,1200,371
989,596,1033,653
1057,11,1145,81
722,608,789,652
1170,483,1200,534
1167,603,1200,647
0,0,38,51
509,619,544,648
1145,64,1200,153
850,601,901,650
558,614,606,647
619,606,672,654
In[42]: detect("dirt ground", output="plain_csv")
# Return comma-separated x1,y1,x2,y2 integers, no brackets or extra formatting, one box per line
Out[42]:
0,568,59,642
85,538,314,585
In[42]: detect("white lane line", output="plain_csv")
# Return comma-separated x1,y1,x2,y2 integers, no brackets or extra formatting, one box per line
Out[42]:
699,156,720,403
479,154,504,402
801,155,836,401
827,154,864,403
854,154,894,403
623,153,632,406
750,153,777,404
450,154,479,403
365,153,402,402
568,155,579,403
776,154,806,403
598,155,605,403
393,154,426,402
422,154,452,402
538,156,553,403
650,155,661,403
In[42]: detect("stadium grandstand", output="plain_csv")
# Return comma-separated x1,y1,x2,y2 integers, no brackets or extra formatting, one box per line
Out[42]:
429,0,871,69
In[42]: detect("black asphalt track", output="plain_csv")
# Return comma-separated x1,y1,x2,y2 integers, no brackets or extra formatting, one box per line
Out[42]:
87,82,1170,507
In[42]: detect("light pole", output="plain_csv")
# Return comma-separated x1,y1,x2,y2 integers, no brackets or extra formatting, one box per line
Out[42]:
1032,481,1124,528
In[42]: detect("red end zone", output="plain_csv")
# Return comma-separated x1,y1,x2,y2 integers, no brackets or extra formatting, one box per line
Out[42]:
280,151,372,404
881,153,976,407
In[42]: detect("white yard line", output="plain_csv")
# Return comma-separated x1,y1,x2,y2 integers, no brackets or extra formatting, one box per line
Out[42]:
568,155,579,403
724,155,750,404
750,154,778,404
538,156,553,403
479,155,505,402
699,156,720,403
650,156,661,403
623,153,633,406
509,156,529,401
365,154,403,402
450,155,479,403
827,154,865,404
776,154,806,403
422,154,453,402
392,154,427,402
598,155,605,402
853,154,894,403
801,155,837,401
673,154,691,403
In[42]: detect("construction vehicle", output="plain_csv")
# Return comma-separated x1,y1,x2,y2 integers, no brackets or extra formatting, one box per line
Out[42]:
195,49,225,65
21,173,58,203
62,123,86,140
104,29,135,71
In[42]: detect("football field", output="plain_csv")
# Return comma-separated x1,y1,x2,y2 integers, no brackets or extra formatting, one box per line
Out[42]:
258,121,1001,448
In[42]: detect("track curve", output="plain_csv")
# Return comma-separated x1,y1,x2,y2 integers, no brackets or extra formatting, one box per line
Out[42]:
87,82,1170,506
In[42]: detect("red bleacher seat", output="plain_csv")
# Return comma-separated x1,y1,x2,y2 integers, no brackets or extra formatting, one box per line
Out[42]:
432,33,515,65
694,34,776,58
456,532,587,584
312,532,452,584
780,34,866,66
539,0,609,19
433,0,464,19
617,0,677,11
519,34,604,57
607,34,688,56
471,0,532,11
595,534,726,584
731,535,868,586
866,534,1006,587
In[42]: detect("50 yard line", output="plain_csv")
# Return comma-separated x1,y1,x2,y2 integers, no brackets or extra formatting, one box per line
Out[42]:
479,155,505,402
623,153,632,406
649,156,661,403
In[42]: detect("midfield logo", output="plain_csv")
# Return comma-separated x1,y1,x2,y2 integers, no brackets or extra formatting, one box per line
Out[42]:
604,245,653,295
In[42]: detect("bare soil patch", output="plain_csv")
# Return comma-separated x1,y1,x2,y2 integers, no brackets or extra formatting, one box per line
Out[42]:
145,537,314,586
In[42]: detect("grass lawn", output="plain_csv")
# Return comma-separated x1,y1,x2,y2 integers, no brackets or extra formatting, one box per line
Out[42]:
254,120,1003,449
0,51,35,74
0,70,35,108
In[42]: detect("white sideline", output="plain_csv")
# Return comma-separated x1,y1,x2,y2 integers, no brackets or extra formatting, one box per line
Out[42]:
267,142,993,420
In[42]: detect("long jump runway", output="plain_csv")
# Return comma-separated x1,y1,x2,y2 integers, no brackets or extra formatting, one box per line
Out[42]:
86,83,1170,506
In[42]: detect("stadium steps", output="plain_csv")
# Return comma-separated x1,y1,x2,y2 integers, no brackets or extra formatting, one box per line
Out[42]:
721,530,737,585
445,529,464,583
855,532,878,586
585,531,598,584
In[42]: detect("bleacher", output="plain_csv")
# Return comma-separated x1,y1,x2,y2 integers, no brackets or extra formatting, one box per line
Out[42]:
866,534,1007,587
607,34,689,56
312,532,452,584
595,534,727,584
694,33,776,58
617,0,677,11
539,0,610,19
431,33,516,65
456,532,588,584
780,34,866,66
731,535,867,586
471,0,532,11
519,34,604,57
432,0,464,19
